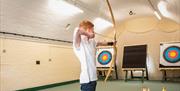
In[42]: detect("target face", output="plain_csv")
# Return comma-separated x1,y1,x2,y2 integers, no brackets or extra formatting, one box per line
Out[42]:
96,47,114,67
160,43,180,68
98,51,112,65
163,46,180,63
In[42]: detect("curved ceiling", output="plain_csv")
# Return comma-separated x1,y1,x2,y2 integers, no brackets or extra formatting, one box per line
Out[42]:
78,0,180,23
0,0,179,42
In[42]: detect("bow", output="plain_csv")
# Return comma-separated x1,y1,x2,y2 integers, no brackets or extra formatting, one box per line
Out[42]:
104,0,117,82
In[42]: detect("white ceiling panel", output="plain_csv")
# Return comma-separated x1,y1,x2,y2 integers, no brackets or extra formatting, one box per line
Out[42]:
0,0,179,42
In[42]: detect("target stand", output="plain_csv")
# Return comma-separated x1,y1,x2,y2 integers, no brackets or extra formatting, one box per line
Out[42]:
96,46,118,80
159,42,180,81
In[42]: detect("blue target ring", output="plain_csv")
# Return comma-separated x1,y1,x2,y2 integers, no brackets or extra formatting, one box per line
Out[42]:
98,51,112,65
163,46,180,63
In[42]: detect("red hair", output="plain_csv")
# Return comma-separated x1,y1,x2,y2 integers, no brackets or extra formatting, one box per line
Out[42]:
79,20,94,30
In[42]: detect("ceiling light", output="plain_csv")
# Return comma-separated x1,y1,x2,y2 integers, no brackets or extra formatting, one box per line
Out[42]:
48,0,84,16
147,0,162,20
154,11,161,20
65,24,71,30
93,17,113,33
158,0,170,18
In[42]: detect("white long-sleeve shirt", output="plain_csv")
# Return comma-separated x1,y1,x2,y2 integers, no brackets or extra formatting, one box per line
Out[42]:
73,28,97,84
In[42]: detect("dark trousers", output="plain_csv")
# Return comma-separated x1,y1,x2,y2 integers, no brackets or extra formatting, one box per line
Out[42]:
80,81,97,91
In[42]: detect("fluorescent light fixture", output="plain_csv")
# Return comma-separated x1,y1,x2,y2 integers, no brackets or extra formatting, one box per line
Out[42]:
158,0,171,18
154,11,161,20
93,17,113,33
48,0,84,16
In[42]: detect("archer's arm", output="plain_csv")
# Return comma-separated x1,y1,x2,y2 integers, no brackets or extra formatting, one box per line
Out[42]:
96,41,116,47
75,28,95,48
78,27,95,38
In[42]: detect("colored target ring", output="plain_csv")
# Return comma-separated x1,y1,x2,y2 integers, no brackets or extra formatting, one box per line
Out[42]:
163,46,180,63
98,51,112,65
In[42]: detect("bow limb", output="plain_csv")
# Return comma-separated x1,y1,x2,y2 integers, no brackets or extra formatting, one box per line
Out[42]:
104,44,117,82
104,0,117,82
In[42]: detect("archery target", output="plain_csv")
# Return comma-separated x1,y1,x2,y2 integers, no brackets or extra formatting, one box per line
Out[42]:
96,47,114,67
160,42,180,67
98,51,112,65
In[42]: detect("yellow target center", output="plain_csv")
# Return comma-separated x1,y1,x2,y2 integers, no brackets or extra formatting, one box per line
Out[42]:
102,56,108,61
170,52,177,57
